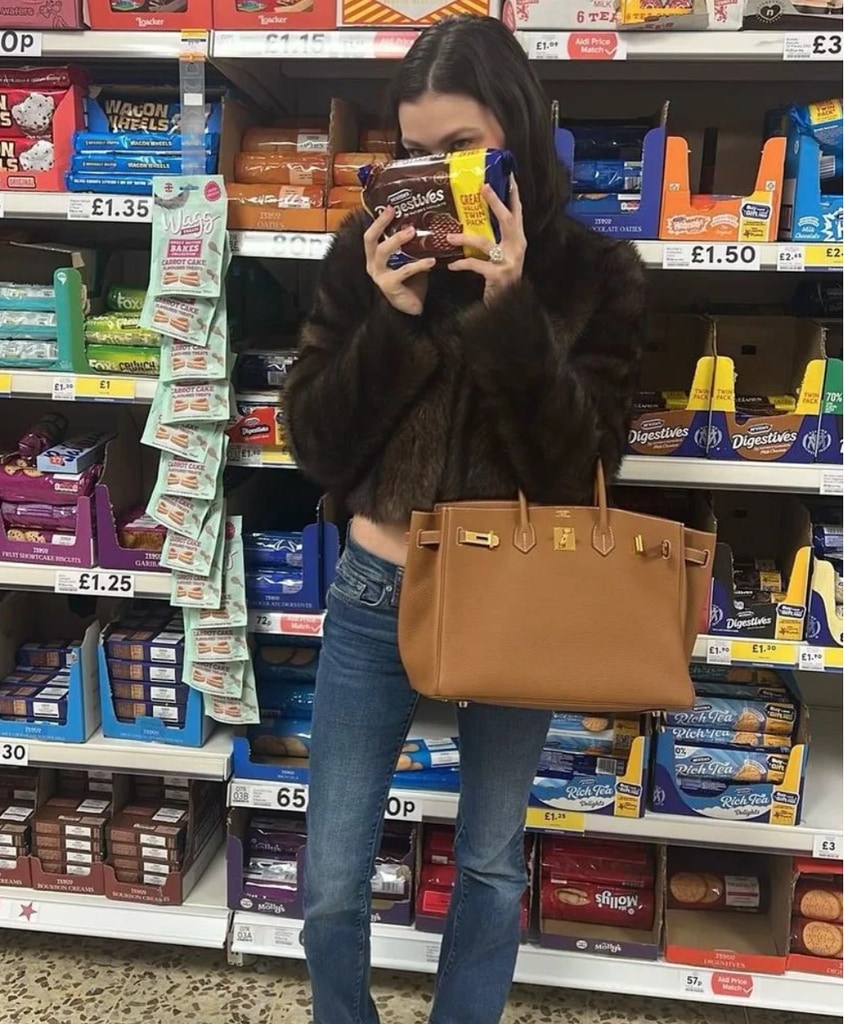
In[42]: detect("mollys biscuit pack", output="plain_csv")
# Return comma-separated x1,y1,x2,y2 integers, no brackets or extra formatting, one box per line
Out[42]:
360,149,513,267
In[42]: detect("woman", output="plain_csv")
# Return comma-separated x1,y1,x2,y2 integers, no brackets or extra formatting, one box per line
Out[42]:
285,15,645,1024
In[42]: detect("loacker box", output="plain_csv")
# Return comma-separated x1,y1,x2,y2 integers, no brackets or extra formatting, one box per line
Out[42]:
87,0,213,30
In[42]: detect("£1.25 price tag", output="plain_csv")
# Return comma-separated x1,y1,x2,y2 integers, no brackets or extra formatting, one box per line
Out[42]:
813,834,842,860
55,570,135,598
0,741,28,766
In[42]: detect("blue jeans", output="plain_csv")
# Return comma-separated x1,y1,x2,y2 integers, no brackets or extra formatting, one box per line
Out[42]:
303,535,552,1024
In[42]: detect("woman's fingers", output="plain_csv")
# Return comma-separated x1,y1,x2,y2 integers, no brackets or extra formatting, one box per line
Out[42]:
363,206,396,259
481,183,512,229
374,225,416,266
448,257,492,277
393,258,436,281
444,232,492,254
508,174,524,223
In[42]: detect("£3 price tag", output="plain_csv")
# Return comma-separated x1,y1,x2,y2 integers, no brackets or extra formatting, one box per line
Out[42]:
813,834,842,860
783,32,843,59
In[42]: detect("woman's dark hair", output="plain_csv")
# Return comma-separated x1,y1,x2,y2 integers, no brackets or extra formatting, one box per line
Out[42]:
389,16,566,239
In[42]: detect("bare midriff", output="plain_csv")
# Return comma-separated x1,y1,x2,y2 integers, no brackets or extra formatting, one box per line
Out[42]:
350,514,409,566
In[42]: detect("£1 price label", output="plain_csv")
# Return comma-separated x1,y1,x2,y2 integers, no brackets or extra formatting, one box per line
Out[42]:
0,742,28,766
75,377,136,402
54,570,135,598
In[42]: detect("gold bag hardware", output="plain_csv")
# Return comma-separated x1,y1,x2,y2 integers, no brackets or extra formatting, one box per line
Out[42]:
398,463,715,713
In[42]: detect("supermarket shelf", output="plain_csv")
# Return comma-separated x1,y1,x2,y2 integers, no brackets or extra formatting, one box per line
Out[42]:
22,726,232,779
2,369,156,403
0,561,170,598
0,848,229,947
692,635,843,673
230,913,841,1015
40,30,188,59
618,457,843,494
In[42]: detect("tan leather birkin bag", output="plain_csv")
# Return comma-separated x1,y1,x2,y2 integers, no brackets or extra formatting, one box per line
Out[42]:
398,464,715,713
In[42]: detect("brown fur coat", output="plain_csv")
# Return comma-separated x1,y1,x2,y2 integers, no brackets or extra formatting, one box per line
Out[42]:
285,210,645,523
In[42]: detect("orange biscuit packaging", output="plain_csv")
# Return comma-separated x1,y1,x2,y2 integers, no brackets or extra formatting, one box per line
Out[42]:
241,126,329,154
333,151,389,186
328,186,362,208
234,152,328,186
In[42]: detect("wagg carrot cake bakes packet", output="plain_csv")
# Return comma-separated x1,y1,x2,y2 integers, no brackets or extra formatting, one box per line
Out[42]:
150,176,227,298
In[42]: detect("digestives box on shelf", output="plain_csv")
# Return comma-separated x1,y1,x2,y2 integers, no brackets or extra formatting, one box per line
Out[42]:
87,0,213,30
706,317,831,464
0,592,100,744
625,314,715,459
501,0,742,28
659,133,786,242
664,847,794,975
787,858,844,977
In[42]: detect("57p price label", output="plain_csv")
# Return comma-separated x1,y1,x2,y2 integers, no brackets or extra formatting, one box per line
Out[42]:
55,570,135,597
67,195,151,223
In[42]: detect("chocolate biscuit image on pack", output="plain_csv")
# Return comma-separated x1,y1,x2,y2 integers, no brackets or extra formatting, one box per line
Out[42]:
360,149,514,266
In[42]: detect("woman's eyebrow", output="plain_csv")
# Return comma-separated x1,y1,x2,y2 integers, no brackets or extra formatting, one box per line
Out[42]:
401,129,477,152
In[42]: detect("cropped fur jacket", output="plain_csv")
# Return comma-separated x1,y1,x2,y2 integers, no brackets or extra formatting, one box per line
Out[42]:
285,210,646,524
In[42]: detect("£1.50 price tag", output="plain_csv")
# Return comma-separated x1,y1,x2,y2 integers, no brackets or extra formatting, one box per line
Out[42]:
55,570,135,598
67,195,151,223
813,834,842,860
663,243,760,271
0,741,28,766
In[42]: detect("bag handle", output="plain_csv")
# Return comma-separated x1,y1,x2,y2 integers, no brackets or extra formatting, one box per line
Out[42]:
514,462,613,555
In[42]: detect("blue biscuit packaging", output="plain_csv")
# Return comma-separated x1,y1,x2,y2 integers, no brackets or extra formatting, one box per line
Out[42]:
0,681,69,723
538,749,626,778
111,681,190,704
246,571,304,609
86,96,222,137
544,714,640,756
673,745,789,784
16,641,77,670
73,131,221,155
692,680,791,701
665,698,796,736
113,699,186,726
72,153,215,175
105,628,184,666
667,727,792,753
255,682,315,720
106,658,179,684
244,532,304,570
397,739,459,771
253,646,317,686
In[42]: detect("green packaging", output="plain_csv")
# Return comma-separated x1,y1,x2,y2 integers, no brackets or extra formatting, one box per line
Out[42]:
84,311,162,347
182,657,245,697
185,626,249,664
171,514,227,609
87,344,160,377
107,285,147,313
156,438,227,502
202,657,259,724
142,385,226,463
151,176,227,299
160,497,225,577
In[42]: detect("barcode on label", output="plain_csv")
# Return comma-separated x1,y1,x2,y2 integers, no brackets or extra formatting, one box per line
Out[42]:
597,758,617,776
372,878,407,895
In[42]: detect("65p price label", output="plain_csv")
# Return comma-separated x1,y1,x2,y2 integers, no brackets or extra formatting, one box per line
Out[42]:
55,570,135,597
67,195,151,223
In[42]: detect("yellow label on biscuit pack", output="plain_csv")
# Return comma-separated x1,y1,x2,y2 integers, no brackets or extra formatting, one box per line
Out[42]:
808,99,842,125
75,376,136,401
446,149,497,258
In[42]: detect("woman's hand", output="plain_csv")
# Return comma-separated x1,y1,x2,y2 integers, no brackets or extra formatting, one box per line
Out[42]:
364,207,435,317
446,176,526,306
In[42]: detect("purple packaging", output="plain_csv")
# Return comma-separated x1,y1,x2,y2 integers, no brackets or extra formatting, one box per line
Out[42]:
111,680,191,704
2,502,77,532
16,642,77,670
107,659,180,684
36,432,115,475
246,818,306,860
0,682,69,723
18,413,68,460
113,699,186,726
105,628,185,666
243,857,299,904
0,456,100,506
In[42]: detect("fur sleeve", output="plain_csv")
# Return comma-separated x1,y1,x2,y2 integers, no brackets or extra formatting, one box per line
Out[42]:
284,212,440,493
457,237,645,500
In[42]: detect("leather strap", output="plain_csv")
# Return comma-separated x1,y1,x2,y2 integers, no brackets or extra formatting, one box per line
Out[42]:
416,529,441,547
684,546,711,567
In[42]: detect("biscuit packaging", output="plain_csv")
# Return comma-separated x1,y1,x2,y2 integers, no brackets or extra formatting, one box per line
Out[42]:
16,641,77,669
541,837,654,889
182,659,245,698
157,444,226,502
791,918,843,959
150,176,227,299
108,659,179,685
186,626,248,665
146,484,213,541
170,509,227,609
793,879,843,924
140,293,216,346
36,431,114,474
233,153,328,186
0,456,99,505
0,137,57,173
664,697,797,736
545,714,640,756
142,388,226,464
360,148,514,266
116,509,166,552
668,870,765,912
105,627,185,666
541,879,655,929
667,727,793,753
673,745,788,783
114,699,186,726
241,127,329,154
87,345,160,378
111,680,190,704
161,497,226,578
1,502,76,532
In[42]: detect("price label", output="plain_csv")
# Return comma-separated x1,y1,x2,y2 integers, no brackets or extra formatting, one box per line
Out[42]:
52,377,76,401
798,646,826,673
248,610,325,637
180,28,209,58
524,808,585,833
729,640,797,667
0,373,10,395
820,470,843,496
228,444,263,468
235,922,254,944
54,570,135,598
777,244,805,272
663,243,760,271
261,450,296,467
783,32,843,60
0,742,28,766
527,33,563,59
272,924,301,948
705,638,732,665
276,784,308,811
74,377,136,402
0,30,41,57
67,195,151,223
385,794,422,821
813,833,842,860
806,243,844,269
682,971,707,996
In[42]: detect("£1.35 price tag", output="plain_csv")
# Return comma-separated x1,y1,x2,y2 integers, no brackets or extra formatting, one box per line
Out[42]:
784,32,843,60
67,195,151,223
54,570,135,598
663,243,760,271
0,741,28,766
813,834,842,860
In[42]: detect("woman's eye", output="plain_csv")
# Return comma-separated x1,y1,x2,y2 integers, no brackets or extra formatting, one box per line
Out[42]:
449,139,473,152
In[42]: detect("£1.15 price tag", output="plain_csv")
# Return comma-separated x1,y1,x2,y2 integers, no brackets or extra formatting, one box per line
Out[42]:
0,741,28,766
54,570,135,598
67,195,151,223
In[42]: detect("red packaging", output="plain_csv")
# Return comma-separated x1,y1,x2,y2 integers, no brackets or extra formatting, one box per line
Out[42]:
421,863,456,889
791,917,843,959
793,879,843,924
542,836,654,869
417,884,452,917
423,827,455,865
0,67,87,89
541,879,655,929
87,0,212,31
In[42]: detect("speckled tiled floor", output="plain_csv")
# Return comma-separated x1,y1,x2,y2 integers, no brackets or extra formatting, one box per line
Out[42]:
0,930,826,1024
